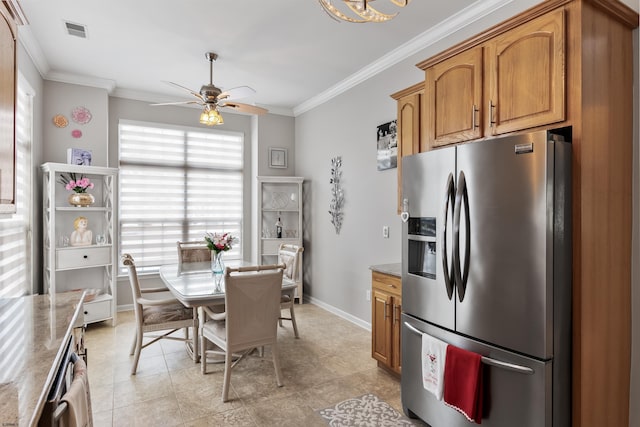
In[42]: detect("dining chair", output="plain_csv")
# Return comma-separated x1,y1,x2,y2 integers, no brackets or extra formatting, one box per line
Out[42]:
177,240,211,264
121,254,196,375
277,243,304,338
200,264,285,402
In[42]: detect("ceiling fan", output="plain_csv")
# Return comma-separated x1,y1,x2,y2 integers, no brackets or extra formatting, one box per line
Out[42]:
151,52,268,125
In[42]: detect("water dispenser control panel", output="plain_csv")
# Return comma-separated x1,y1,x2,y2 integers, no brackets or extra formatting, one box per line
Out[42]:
407,217,436,280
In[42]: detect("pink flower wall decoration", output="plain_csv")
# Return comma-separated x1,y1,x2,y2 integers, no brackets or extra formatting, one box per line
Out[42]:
71,106,92,124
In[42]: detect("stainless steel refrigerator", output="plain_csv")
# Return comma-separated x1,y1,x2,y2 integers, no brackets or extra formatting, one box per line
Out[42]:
400,128,572,426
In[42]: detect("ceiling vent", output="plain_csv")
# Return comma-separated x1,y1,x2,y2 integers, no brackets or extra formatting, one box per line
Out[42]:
64,21,87,39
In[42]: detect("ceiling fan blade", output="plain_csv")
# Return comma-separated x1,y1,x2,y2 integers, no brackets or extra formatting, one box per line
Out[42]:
219,101,268,115
150,100,202,106
162,81,204,101
217,86,256,101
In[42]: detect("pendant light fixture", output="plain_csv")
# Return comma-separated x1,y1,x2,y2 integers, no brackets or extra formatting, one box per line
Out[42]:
318,0,411,23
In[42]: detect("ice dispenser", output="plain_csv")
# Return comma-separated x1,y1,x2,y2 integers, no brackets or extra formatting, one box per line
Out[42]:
407,217,436,279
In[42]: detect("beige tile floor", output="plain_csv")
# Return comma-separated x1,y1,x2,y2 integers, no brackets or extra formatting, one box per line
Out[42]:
85,303,421,426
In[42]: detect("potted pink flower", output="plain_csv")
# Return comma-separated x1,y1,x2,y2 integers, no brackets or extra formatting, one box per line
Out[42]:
59,173,95,206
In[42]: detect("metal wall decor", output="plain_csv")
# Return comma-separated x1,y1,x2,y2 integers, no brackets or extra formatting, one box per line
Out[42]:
329,156,344,234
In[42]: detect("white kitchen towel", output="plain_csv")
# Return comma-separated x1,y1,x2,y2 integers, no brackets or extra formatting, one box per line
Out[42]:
422,333,448,400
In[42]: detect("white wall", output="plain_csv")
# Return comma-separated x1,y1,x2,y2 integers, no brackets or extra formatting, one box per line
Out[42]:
254,114,296,177
296,2,640,422
294,0,542,326
43,81,109,166
16,39,44,293
249,113,296,263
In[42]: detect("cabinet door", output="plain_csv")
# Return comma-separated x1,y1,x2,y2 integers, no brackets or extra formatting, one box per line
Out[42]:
0,7,15,213
426,47,483,148
486,9,565,135
397,89,422,213
371,288,392,366
391,295,402,373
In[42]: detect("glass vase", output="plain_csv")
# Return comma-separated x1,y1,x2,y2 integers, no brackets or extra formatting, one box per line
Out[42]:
211,251,225,275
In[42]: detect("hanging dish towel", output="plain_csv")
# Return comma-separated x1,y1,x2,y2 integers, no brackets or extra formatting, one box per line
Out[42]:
421,333,448,400
61,358,93,427
443,344,483,424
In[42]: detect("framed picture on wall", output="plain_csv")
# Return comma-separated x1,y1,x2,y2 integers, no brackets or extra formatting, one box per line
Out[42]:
269,147,288,169
376,120,397,171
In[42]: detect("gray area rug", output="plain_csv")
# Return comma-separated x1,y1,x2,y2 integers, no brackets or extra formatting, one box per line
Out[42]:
317,393,418,427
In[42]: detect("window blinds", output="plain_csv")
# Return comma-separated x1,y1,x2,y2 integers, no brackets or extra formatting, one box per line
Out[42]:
119,121,243,275
0,77,32,297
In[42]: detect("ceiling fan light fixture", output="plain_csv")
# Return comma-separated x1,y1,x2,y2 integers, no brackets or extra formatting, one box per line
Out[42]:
199,106,224,126
152,52,267,119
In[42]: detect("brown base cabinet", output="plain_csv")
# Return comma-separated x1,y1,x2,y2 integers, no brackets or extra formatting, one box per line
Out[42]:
371,271,401,375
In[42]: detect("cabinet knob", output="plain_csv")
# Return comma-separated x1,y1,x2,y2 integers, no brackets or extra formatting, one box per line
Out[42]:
84,311,88,315
83,255,88,259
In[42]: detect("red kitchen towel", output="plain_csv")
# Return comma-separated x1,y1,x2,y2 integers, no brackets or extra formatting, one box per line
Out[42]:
443,344,483,424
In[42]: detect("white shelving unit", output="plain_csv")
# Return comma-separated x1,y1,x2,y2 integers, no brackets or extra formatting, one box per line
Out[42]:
257,176,304,302
41,163,118,325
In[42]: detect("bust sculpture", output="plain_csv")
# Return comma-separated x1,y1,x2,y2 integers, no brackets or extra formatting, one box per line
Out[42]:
70,216,92,246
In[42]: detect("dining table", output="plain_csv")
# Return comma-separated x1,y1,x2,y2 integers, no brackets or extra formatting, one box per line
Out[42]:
158,260,297,363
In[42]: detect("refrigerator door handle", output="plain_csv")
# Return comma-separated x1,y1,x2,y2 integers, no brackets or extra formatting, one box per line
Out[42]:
453,171,471,302
403,322,534,375
441,173,455,300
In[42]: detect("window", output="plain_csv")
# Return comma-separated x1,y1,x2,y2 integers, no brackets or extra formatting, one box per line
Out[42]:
119,120,243,275
0,74,33,297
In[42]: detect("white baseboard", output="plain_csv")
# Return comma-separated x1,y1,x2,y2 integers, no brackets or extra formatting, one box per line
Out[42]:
305,295,371,332
116,297,372,332
117,304,133,312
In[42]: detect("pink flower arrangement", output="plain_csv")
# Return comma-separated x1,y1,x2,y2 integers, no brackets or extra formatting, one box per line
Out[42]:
58,173,94,193
204,232,238,254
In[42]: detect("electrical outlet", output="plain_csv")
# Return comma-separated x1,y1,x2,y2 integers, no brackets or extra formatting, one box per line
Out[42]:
366,290,371,301
383,225,389,238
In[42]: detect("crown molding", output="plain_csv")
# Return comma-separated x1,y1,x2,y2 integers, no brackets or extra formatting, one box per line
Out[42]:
2,0,27,25
46,71,116,92
17,25,49,77
19,27,116,92
293,0,513,116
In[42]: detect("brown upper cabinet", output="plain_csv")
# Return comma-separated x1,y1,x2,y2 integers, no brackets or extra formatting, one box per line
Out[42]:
485,9,565,135
391,82,423,213
420,9,565,149
425,47,483,147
